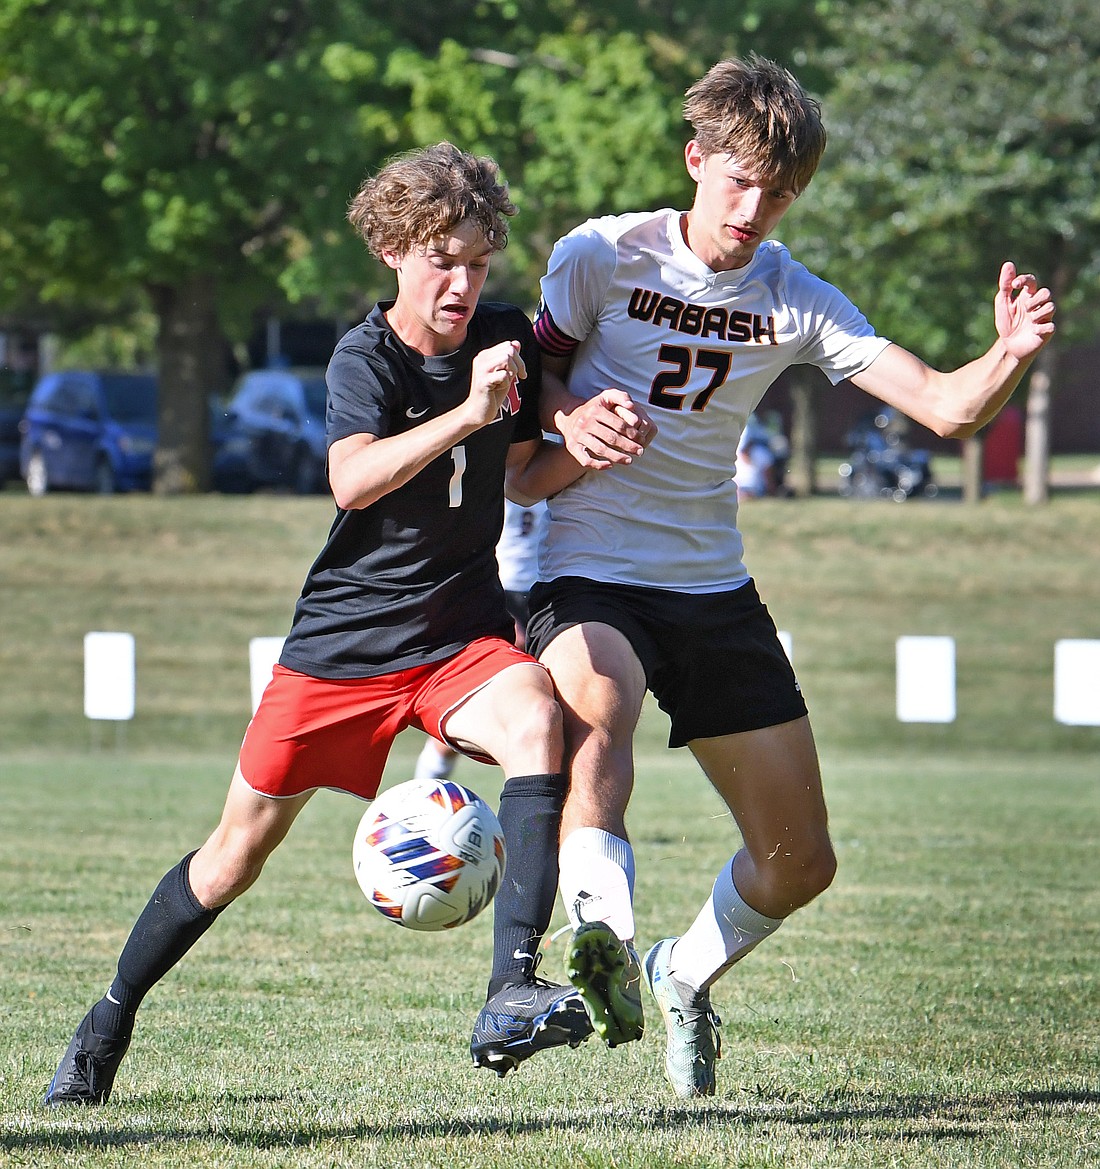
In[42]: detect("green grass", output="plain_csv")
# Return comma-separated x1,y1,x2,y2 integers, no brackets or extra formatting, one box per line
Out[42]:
1,490,1098,756
2,490,1099,1166
3,749,1097,1167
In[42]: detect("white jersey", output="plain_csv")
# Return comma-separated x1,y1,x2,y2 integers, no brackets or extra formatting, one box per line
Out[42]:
496,498,548,593
536,209,891,591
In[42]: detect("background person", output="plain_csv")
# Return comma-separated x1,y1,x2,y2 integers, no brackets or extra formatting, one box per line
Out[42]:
734,412,779,499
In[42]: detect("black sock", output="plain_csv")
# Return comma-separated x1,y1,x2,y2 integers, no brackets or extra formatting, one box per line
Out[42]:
90,851,227,1041
488,773,564,997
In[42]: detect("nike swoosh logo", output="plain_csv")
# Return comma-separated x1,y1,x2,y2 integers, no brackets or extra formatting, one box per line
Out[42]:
406,406,429,419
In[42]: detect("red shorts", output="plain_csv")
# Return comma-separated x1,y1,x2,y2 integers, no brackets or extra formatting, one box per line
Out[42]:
239,637,542,800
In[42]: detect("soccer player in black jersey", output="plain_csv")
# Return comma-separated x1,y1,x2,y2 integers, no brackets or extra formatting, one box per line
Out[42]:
44,142,617,1105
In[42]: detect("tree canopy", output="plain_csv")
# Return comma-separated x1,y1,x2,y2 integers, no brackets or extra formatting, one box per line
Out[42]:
0,0,408,486
1,0,1094,492
787,0,1100,363
0,0,838,488
782,0,1100,499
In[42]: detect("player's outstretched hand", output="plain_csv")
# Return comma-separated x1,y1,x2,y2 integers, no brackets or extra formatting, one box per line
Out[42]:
559,389,657,470
995,261,1056,361
465,341,527,428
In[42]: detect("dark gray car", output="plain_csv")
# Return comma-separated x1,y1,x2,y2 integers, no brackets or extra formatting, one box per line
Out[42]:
211,368,329,495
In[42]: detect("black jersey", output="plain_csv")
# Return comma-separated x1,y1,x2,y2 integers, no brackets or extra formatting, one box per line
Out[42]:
279,301,542,679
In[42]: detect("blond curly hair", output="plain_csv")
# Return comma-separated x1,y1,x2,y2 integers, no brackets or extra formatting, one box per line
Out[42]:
348,142,516,259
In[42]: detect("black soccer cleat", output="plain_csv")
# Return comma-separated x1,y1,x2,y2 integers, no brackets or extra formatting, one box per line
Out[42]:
471,978,594,1077
44,1008,131,1106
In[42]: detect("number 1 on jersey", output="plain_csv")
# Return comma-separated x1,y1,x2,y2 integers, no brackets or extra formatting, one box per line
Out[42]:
448,444,467,508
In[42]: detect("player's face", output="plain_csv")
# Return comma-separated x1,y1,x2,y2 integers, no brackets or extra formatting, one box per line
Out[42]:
383,220,494,356
683,141,798,272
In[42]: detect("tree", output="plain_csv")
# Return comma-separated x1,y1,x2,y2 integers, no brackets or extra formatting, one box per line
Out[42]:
784,0,1100,502
383,1,838,302
0,0,404,490
0,0,838,492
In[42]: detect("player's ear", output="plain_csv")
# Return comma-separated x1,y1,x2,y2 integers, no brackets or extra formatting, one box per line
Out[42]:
380,248,403,271
685,140,706,182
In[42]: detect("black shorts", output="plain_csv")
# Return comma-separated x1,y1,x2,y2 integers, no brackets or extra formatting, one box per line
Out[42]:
526,577,807,748
503,589,531,630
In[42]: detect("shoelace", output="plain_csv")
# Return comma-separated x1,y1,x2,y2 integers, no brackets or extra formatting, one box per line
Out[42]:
544,923,573,948
671,1001,723,1060
524,949,566,993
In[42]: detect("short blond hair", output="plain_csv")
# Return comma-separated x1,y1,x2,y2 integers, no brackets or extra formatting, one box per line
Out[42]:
348,142,516,259
684,55,826,194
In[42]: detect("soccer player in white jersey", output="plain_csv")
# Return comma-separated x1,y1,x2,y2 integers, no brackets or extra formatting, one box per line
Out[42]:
492,55,1056,1098
496,497,549,627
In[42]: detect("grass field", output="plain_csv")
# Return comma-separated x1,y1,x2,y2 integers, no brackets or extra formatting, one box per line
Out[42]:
2,489,1099,757
2,490,1098,1166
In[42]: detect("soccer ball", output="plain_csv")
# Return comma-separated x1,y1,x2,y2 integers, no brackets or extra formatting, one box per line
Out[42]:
352,779,506,931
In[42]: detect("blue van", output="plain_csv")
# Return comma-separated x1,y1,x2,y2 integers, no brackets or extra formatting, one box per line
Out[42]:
19,371,158,495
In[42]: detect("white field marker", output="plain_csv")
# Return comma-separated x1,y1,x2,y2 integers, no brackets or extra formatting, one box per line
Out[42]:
1054,639,1100,726
896,635,956,723
249,636,286,714
84,631,136,721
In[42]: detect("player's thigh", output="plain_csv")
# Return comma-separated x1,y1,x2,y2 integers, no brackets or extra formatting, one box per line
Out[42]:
190,768,314,906
539,623,647,830
444,660,561,771
537,621,647,745
689,717,829,857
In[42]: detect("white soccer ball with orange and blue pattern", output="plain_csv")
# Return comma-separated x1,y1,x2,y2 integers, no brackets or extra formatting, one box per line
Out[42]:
352,778,506,931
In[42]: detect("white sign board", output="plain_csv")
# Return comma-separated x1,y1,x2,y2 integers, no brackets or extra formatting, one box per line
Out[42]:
84,631,136,721
1054,639,1100,726
896,635,956,723
249,636,285,714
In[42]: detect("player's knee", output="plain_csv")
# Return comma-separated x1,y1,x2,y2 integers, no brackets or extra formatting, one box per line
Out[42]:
568,717,633,779
787,841,837,908
190,841,268,907
507,686,564,760
752,839,836,916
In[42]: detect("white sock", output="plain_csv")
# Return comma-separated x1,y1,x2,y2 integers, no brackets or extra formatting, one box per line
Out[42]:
413,739,456,781
558,827,636,944
670,857,783,993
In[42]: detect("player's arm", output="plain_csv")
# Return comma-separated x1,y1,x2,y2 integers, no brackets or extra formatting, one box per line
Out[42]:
851,262,1056,439
540,352,656,470
503,434,590,506
329,341,525,510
